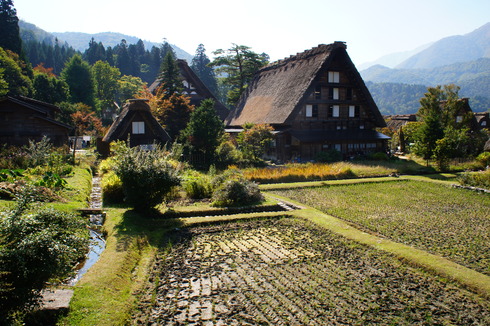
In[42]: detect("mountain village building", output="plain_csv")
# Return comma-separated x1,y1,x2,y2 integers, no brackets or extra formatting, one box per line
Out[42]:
225,42,389,162
149,59,229,120
0,96,72,147
99,99,171,156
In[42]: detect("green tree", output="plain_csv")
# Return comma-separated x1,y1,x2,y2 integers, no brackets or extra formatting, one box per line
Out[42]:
0,0,22,56
413,109,444,164
84,37,106,65
93,60,121,114
61,54,96,108
191,44,218,96
210,44,269,106
237,123,274,163
0,47,32,96
114,39,131,76
180,99,224,170
158,50,181,98
117,74,145,104
32,70,69,104
0,67,8,96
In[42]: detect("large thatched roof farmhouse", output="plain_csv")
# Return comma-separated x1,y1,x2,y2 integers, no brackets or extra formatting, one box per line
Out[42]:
225,42,389,162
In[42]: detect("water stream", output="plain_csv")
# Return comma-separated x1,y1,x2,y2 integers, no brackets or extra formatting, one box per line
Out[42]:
69,175,105,285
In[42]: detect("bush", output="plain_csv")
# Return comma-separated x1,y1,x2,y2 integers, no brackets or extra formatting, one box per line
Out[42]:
0,191,88,321
113,144,180,212
181,170,213,199
369,152,389,161
476,152,490,167
101,171,125,205
315,149,342,163
458,170,490,189
212,178,263,207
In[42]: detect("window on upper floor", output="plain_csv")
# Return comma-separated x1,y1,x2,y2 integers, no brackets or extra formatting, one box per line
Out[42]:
132,121,145,134
328,88,339,100
314,85,321,99
346,88,352,100
306,104,318,118
328,71,340,83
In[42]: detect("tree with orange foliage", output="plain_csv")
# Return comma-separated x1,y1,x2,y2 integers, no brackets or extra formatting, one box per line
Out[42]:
152,84,194,140
70,104,104,160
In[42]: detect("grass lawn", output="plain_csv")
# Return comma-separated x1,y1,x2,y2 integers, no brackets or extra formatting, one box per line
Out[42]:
271,180,490,275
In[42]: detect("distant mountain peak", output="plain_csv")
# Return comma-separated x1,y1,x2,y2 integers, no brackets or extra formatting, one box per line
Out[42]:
395,22,490,70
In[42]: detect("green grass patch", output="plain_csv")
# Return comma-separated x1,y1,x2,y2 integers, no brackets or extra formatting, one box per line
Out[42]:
271,180,490,275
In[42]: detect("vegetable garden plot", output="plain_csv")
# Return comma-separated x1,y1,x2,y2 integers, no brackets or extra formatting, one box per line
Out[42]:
271,180,490,275
133,218,489,325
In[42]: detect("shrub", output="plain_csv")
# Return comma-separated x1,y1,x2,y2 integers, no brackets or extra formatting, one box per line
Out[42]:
369,152,389,161
458,170,490,189
212,178,263,207
0,191,88,321
101,171,125,205
181,170,213,199
315,149,342,163
113,144,180,212
476,152,490,167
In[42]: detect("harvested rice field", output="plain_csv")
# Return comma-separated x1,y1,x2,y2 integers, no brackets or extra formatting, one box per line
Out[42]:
271,180,490,275
133,218,490,325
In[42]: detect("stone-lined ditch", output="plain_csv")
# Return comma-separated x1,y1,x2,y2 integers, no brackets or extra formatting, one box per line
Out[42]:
69,175,106,285
133,218,490,325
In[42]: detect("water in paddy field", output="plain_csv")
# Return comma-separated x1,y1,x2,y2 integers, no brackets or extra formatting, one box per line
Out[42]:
68,176,106,285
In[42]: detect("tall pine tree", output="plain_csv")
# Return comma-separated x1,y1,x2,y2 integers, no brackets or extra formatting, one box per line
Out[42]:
158,50,182,98
0,0,22,55
191,44,218,96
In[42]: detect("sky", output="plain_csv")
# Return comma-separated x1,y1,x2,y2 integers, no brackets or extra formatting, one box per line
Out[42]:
12,0,490,66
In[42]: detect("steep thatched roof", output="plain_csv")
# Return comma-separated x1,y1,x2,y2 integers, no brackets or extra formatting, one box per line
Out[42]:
225,42,385,127
384,114,417,131
149,59,229,120
102,99,170,143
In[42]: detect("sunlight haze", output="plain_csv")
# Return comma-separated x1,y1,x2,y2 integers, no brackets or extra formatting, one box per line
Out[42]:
12,0,490,65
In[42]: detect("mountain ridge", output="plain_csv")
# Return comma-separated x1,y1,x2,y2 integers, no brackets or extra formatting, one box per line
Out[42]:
19,21,193,62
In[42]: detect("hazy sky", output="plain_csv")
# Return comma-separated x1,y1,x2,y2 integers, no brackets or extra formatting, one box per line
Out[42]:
13,0,490,65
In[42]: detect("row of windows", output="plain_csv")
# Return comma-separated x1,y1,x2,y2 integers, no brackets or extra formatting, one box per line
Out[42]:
306,105,360,118
321,143,377,151
313,86,355,101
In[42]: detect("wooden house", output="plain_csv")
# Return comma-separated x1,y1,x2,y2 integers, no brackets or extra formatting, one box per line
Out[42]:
474,112,489,130
149,59,229,120
225,42,389,162
0,96,72,147
100,99,171,155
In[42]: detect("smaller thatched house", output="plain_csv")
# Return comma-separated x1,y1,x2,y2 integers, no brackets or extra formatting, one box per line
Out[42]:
474,112,489,130
99,99,170,156
149,59,229,120
0,96,72,147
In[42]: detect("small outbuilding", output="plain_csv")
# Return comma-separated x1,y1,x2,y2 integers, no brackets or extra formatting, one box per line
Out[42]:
0,96,72,147
99,99,171,156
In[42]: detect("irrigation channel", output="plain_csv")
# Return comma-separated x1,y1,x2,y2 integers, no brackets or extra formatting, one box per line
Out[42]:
69,175,106,285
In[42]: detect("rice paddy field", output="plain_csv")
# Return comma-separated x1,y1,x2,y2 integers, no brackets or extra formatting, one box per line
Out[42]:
271,180,490,276
133,218,490,325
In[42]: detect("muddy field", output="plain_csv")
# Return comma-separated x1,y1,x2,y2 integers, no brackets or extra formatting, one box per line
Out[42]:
133,218,490,325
